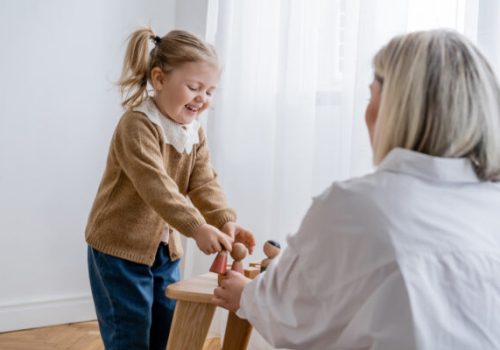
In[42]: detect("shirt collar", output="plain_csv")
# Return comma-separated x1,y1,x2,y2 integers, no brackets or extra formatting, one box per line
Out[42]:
377,148,480,183
134,98,200,154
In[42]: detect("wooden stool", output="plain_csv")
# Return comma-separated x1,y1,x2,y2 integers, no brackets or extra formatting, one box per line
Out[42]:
166,269,259,350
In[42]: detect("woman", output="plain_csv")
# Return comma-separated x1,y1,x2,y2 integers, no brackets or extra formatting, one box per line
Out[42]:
213,30,500,349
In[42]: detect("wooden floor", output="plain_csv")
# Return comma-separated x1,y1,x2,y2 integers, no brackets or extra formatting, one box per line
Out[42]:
0,321,103,350
0,321,221,350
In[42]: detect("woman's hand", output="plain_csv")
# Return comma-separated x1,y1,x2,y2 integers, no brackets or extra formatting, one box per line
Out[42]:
213,270,252,312
191,224,233,255
221,222,256,254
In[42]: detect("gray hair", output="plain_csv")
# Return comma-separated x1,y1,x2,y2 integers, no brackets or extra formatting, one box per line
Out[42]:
372,29,500,181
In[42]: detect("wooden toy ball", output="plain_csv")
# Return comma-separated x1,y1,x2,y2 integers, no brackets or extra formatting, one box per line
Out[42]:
263,240,281,259
261,240,281,272
231,242,248,261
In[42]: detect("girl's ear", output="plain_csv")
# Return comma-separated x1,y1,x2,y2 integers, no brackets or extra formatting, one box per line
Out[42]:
150,67,164,91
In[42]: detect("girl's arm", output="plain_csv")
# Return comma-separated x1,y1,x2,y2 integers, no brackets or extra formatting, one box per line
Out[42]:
187,128,237,228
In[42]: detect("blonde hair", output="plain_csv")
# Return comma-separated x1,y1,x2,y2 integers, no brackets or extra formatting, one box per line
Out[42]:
118,26,219,109
372,29,500,181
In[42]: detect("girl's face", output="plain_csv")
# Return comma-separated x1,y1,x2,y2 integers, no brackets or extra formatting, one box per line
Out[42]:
365,79,382,146
151,61,219,125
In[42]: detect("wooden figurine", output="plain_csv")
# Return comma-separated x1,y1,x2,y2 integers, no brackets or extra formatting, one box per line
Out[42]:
261,240,281,272
209,249,228,275
210,249,229,286
230,242,248,274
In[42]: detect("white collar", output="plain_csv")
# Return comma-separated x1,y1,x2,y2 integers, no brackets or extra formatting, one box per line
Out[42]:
378,148,480,183
135,98,200,154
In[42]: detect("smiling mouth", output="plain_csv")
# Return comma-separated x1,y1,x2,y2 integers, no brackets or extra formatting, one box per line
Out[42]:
185,104,201,112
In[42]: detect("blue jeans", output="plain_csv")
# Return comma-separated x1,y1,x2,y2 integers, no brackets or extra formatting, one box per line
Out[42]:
87,245,180,350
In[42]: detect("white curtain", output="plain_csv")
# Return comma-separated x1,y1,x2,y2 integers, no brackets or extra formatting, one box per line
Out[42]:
184,1,500,348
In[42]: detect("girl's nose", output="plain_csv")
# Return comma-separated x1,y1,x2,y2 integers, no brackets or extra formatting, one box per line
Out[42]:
195,94,207,103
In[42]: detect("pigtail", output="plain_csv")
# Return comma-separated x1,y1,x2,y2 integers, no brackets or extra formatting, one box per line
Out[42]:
119,26,155,109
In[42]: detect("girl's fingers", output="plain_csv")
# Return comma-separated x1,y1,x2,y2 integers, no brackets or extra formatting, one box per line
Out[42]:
213,240,222,253
219,234,233,252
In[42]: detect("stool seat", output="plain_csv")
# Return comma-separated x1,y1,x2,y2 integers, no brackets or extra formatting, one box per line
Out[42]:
167,272,217,303
166,272,254,350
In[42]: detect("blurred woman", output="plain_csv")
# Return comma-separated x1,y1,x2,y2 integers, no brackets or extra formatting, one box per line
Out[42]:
214,30,500,350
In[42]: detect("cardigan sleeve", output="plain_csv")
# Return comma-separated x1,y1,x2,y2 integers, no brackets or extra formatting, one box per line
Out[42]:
112,112,206,236
187,127,237,228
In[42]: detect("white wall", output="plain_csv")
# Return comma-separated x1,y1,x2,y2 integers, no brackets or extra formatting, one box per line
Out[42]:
0,0,175,332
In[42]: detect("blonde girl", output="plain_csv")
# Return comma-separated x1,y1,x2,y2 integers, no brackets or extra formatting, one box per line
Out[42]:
86,27,255,350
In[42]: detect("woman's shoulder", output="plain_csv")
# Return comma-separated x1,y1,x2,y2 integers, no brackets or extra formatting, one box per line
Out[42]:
317,172,382,203
306,171,400,232
326,167,410,202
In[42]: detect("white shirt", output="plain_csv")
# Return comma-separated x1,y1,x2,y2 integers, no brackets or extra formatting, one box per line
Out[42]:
237,148,500,350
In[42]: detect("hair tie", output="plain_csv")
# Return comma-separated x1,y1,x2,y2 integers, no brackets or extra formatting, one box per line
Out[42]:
151,35,161,45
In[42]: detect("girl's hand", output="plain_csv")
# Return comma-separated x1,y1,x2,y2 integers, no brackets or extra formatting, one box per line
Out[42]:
191,224,234,255
212,270,252,312
221,222,256,254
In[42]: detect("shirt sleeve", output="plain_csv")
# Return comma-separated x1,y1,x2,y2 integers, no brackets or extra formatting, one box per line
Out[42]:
187,128,237,228
236,241,326,348
236,183,397,349
112,112,206,236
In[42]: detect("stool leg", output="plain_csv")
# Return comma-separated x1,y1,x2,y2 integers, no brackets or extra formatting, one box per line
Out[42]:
222,311,253,350
166,300,216,350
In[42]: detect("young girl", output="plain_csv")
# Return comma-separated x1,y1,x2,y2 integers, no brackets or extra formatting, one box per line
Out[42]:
86,27,255,350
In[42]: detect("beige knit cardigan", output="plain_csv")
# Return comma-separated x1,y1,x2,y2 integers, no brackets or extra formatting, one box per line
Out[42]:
85,111,236,266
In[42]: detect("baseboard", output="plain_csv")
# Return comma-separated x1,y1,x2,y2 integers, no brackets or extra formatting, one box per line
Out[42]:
0,295,97,332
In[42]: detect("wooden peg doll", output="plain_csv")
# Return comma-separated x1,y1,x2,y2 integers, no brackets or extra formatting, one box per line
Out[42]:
261,240,281,272
230,242,248,274
209,249,228,275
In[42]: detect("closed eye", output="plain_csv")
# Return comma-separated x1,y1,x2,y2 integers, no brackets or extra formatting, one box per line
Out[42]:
188,85,198,91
